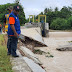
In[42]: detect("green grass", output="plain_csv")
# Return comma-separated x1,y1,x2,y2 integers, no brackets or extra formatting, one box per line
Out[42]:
49,29,72,32
0,35,4,45
0,34,13,72
34,49,54,58
68,41,72,43
33,49,46,55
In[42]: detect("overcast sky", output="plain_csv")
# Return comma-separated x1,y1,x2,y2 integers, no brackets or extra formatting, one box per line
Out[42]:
0,0,72,18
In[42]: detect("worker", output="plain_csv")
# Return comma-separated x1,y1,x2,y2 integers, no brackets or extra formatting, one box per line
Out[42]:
3,6,13,33
7,5,21,57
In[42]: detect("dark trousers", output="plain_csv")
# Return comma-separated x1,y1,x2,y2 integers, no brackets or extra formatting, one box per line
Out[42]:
7,36,18,56
0,27,2,34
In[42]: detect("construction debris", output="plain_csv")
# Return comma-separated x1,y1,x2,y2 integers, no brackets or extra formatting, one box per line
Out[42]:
20,46,42,65
10,50,32,72
23,57,45,72
57,46,72,51
20,28,47,47
56,44,72,51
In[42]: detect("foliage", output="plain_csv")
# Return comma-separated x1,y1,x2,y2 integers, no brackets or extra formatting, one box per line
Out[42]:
67,16,72,29
0,3,26,26
44,8,48,14
50,18,68,30
0,34,4,44
34,6,72,30
55,7,58,12
60,6,72,19
18,4,26,24
0,35,13,72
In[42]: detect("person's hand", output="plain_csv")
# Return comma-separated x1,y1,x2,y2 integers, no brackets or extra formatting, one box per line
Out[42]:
14,32,18,38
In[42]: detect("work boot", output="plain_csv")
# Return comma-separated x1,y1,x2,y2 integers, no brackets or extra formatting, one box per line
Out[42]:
12,55,19,57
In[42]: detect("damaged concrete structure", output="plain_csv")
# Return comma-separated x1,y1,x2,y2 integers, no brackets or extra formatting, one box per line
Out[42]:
19,28,48,48
13,28,47,72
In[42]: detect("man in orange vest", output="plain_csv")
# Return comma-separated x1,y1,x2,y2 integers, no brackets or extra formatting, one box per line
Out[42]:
7,5,21,57
3,6,13,33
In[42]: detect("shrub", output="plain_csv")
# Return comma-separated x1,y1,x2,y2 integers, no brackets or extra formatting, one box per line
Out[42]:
67,16,72,29
50,18,69,30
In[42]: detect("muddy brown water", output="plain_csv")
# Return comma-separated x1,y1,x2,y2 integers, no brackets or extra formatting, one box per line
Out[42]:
35,32,72,72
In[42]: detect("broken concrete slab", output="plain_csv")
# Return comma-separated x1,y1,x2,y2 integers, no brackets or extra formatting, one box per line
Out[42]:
19,34,47,47
20,28,47,47
23,57,45,72
20,46,42,65
10,50,32,72
57,47,72,51
56,44,72,51
21,28,43,43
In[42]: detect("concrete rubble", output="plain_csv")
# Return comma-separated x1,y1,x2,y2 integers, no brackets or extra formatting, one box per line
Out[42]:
56,43,72,51
20,28,47,47
11,48,45,72
10,50,32,72
20,46,42,65
23,57,45,72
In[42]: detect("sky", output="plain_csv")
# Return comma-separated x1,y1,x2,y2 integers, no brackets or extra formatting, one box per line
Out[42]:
0,0,72,18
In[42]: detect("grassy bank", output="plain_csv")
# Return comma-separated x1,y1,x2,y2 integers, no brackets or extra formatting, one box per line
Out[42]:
49,29,72,32
0,34,13,72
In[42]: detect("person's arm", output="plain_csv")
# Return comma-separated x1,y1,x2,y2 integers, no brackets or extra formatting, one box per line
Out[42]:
10,24,18,38
9,16,18,38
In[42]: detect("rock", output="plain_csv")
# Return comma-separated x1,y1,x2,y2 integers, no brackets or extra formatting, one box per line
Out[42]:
56,46,72,51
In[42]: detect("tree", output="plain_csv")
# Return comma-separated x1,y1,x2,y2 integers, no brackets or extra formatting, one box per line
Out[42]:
60,6,71,19
44,8,48,14
55,7,58,12
0,3,26,26
46,11,56,26
39,12,43,15
50,18,68,30
67,16,72,29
